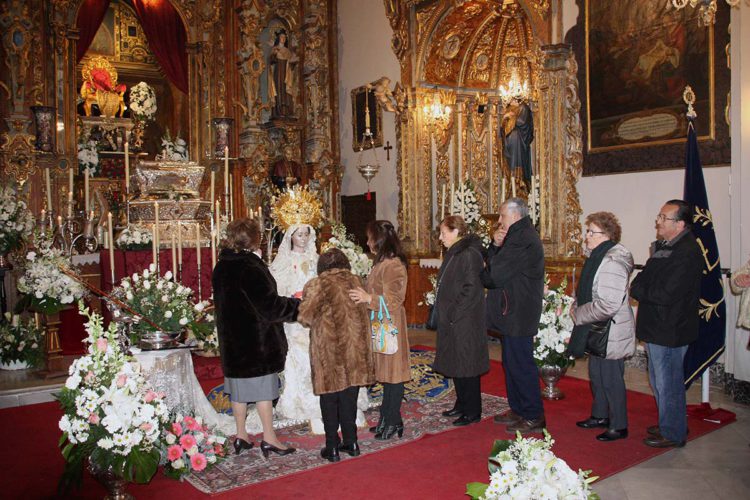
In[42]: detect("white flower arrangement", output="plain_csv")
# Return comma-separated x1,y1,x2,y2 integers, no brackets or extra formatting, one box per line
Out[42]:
116,225,153,250
418,274,438,307
129,82,157,122
0,313,45,368
57,306,168,489
77,140,99,176
450,180,491,247
321,222,372,277
0,184,35,254
110,264,206,343
467,431,599,500
158,130,188,161
17,238,88,314
534,277,575,368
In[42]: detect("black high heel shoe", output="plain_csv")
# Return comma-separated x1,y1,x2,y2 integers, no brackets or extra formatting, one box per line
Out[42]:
375,424,404,441
233,437,254,455
369,416,385,434
260,440,296,458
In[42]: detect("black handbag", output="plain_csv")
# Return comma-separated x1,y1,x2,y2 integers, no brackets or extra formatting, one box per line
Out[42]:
585,319,612,358
426,304,439,330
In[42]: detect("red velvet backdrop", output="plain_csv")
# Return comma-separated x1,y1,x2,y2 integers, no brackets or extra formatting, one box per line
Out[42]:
75,0,112,62
132,0,189,94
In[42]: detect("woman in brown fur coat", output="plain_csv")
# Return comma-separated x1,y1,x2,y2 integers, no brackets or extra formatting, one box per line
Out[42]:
298,248,375,462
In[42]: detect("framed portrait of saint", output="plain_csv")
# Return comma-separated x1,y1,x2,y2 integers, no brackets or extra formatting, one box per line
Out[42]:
351,85,383,151
575,0,730,174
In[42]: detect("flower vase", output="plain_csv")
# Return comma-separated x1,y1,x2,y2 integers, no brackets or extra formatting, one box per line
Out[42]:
539,364,567,400
0,359,30,370
88,461,133,500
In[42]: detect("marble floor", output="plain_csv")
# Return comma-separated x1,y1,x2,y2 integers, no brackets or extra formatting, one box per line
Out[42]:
410,329,750,500
2,330,748,499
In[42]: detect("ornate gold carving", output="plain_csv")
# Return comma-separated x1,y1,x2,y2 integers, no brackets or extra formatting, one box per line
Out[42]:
115,4,156,64
0,120,36,183
0,0,33,114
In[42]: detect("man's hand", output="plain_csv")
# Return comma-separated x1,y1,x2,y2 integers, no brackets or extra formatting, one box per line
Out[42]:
493,226,507,247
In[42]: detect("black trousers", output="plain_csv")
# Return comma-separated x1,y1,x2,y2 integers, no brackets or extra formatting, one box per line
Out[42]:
589,356,628,430
453,376,482,418
319,386,359,447
500,335,544,420
380,382,405,426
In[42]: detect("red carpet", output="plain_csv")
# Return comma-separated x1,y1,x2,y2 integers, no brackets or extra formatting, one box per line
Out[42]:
0,356,734,499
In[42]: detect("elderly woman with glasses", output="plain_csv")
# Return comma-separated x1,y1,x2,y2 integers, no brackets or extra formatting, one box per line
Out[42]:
569,212,636,442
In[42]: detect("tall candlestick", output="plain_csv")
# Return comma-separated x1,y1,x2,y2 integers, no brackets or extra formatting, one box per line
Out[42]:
440,184,446,221
223,146,229,214
177,223,183,266
107,212,115,285
68,167,74,196
210,166,215,208
449,183,455,216
530,176,537,222
457,101,463,183
171,231,177,276
153,202,159,270
460,184,465,219
67,191,73,218
84,169,90,213
57,215,63,229
229,171,234,220
501,178,506,204
195,223,201,268
45,167,52,212
511,176,516,198
152,223,157,266
124,140,130,195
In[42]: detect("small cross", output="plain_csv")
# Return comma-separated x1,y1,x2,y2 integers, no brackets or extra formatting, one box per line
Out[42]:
384,141,393,161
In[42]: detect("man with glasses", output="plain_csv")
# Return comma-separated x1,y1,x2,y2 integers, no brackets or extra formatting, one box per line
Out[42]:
630,199,702,448
482,198,545,434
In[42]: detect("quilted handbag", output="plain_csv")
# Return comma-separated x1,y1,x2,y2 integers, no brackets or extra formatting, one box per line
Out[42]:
371,295,399,355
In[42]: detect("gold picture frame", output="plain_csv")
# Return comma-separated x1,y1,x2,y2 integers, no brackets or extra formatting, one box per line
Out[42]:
350,85,383,151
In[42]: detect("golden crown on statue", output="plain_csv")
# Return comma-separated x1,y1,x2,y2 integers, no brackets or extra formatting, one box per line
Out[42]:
271,185,323,231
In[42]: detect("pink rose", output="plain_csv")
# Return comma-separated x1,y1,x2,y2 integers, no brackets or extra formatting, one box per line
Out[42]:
167,444,182,462
144,390,158,403
88,413,99,424
183,416,201,431
116,374,127,387
171,422,183,436
96,338,108,352
140,423,153,432
179,434,197,451
84,371,95,383
190,453,207,472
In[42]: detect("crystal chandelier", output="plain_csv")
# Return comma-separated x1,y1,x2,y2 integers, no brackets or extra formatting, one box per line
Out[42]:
668,0,746,26
498,60,530,106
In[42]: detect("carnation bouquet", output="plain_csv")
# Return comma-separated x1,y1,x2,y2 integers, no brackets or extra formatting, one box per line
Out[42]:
128,82,157,122
77,140,100,176
0,313,45,369
109,265,208,343
321,222,372,277
57,306,168,491
161,412,228,479
115,225,153,251
0,184,35,255
466,431,599,500
17,238,88,314
534,277,575,368
450,180,491,246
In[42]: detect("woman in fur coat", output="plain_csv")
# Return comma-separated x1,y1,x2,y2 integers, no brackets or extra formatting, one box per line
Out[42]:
298,248,375,462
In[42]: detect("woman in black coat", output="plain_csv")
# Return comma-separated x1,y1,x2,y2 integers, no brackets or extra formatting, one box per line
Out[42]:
432,215,489,426
213,218,298,457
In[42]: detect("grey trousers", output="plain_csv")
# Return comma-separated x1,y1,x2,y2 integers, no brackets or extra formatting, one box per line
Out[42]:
589,356,628,430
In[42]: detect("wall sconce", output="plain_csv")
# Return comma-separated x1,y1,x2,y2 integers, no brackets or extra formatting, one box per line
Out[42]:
422,88,454,131
498,69,529,106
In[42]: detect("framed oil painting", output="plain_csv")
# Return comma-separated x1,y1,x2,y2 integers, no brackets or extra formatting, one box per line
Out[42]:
573,0,730,175
351,85,383,151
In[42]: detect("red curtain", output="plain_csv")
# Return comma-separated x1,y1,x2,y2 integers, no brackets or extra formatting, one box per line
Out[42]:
76,0,112,62
132,0,189,94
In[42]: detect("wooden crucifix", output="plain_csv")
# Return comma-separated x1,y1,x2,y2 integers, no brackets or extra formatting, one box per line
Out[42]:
384,141,393,161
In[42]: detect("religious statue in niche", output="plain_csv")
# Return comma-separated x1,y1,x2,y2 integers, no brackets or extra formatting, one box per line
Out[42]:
500,97,534,188
268,29,299,118
236,13,263,121
270,143,302,190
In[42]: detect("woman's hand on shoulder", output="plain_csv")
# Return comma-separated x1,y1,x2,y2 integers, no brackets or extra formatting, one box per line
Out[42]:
348,286,372,305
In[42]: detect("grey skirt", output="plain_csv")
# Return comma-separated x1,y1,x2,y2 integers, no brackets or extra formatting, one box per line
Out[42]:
224,373,280,403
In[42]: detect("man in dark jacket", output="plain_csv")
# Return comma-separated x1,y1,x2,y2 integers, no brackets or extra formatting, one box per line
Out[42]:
630,199,702,448
481,198,545,433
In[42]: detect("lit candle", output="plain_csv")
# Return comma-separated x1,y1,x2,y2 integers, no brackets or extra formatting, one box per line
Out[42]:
89,210,94,221
224,146,229,209
171,231,177,276
257,205,262,228
501,178,506,204
45,167,52,212
124,140,129,195
210,165,215,209
177,223,182,266
449,183,455,216
460,184,465,219
153,202,159,267
441,184,446,221
40,209,46,230
67,191,73,218
229,171,234,220
57,215,63,229
152,223,157,266
511,176,516,198
107,212,115,284
84,169,90,213
195,223,201,268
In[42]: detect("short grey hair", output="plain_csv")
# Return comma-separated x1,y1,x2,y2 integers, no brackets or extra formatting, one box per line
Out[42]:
503,197,529,218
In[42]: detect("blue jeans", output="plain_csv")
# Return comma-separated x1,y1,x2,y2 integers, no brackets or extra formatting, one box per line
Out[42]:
646,343,688,443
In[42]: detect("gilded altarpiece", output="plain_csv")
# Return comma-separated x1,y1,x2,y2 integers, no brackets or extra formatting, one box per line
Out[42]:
384,0,582,259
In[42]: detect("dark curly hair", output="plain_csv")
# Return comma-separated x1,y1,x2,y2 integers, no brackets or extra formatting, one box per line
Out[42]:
317,248,351,274
585,211,622,243
223,218,262,252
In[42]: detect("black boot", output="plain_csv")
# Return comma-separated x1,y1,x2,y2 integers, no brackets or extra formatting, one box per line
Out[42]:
369,416,385,434
320,446,341,462
375,423,404,441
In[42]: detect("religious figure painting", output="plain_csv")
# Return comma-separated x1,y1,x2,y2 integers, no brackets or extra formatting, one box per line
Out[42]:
585,1,713,152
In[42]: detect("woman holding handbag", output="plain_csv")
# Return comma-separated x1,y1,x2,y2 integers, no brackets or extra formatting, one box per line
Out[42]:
349,220,410,440
570,212,636,442
432,216,489,426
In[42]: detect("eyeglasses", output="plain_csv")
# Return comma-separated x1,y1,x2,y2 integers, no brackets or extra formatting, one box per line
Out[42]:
585,230,606,237
655,214,678,222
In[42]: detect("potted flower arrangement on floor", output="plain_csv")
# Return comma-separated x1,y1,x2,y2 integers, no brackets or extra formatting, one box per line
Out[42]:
161,412,228,479
534,277,575,400
57,306,168,494
0,313,45,370
466,431,599,499
0,183,35,267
